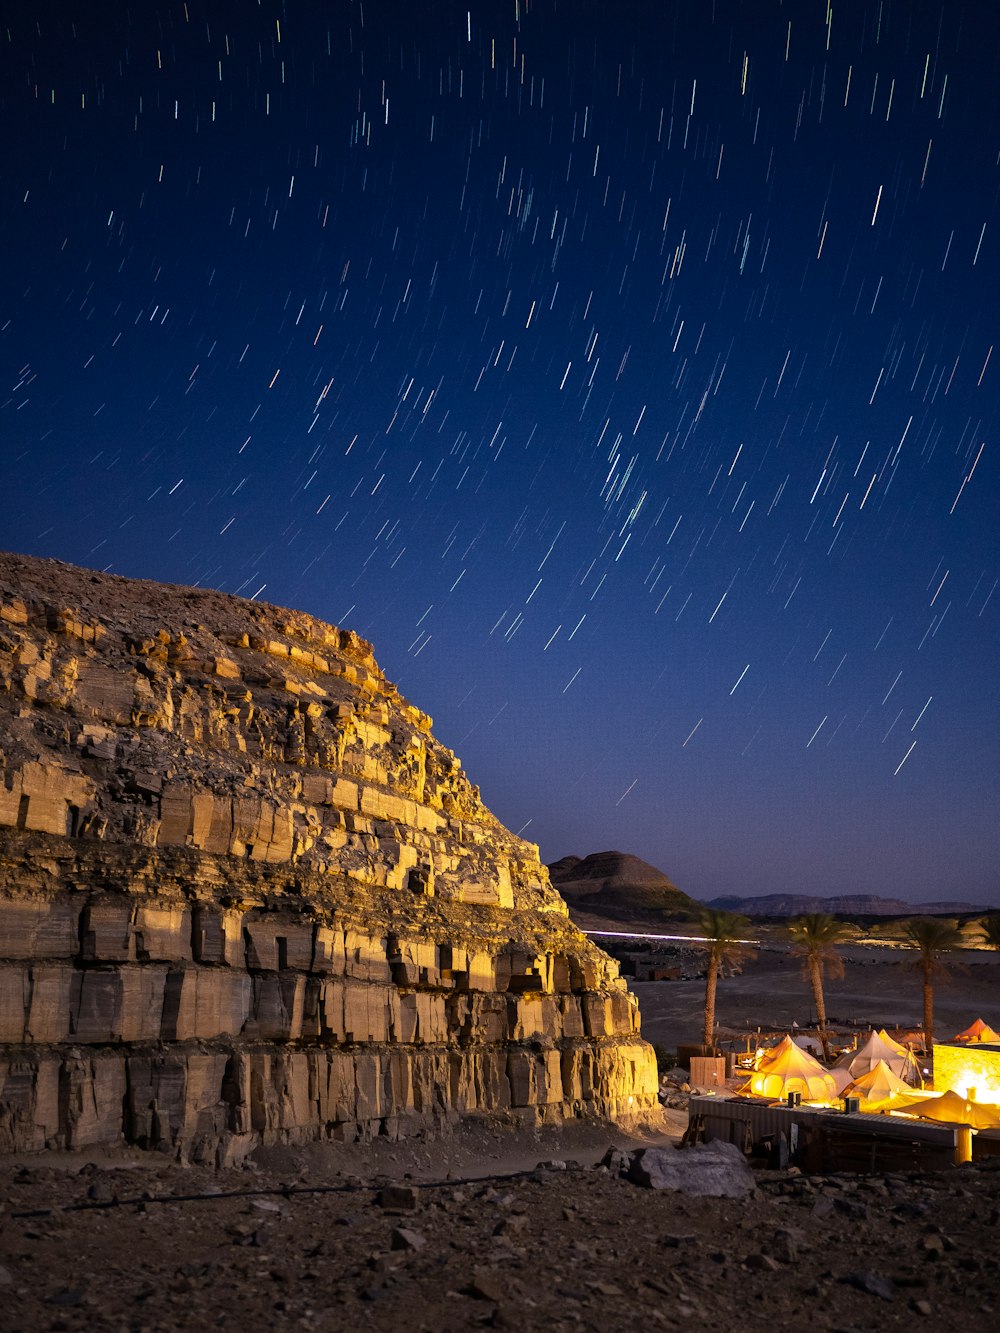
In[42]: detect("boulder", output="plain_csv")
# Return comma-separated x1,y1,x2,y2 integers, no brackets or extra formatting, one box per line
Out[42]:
628,1140,757,1197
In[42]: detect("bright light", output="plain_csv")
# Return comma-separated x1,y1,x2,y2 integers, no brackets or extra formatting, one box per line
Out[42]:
933,1042,1000,1101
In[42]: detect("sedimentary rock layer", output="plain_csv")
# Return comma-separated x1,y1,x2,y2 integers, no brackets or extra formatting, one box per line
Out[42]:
0,553,657,1160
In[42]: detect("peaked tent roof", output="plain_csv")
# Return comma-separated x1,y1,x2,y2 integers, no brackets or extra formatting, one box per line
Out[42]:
835,1029,921,1084
954,1018,1000,1043
841,1058,914,1107
744,1035,840,1102
757,1033,816,1072
893,1088,1000,1130
790,1033,824,1056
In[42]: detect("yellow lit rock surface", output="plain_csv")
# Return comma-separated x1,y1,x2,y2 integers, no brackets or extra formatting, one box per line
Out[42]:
0,552,657,1160
933,1041,1000,1102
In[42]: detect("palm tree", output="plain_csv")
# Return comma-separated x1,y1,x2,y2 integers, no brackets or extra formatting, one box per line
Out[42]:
697,909,755,1051
902,917,963,1054
787,913,852,1061
978,914,1000,953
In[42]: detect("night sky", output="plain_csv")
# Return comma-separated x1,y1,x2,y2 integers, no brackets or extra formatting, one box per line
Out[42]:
3,2,997,906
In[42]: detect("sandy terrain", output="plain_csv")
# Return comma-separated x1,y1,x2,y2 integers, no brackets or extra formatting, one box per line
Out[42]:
628,945,1000,1050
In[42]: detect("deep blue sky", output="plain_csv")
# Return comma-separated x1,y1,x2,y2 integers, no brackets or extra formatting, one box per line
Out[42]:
3,2,997,905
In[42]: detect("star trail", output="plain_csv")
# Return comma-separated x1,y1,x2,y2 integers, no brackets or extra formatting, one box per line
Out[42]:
2,1,997,904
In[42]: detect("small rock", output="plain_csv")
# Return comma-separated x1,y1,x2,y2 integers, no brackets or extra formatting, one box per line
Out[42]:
86,1181,115,1204
48,1289,85,1308
390,1227,426,1252
842,1272,894,1302
535,1159,567,1171
589,1281,624,1296
176,1262,209,1279
834,1198,869,1221
894,1200,931,1219
250,1198,282,1214
771,1228,802,1264
911,1299,933,1316
598,1147,631,1175
468,1268,506,1302
745,1253,780,1272
660,1233,697,1249
378,1184,419,1211
644,1277,674,1297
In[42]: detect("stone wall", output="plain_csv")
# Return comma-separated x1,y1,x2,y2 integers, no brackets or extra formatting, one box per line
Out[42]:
0,554,658,1161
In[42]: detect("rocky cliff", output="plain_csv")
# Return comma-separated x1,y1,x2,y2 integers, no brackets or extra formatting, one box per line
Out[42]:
0,553,656,1161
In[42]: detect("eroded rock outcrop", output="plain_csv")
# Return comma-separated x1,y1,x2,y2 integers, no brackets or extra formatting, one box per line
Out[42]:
0,553,657,1161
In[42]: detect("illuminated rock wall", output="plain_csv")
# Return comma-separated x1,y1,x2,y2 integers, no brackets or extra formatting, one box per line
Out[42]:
0,553,657,1160
933,1042,1000,1102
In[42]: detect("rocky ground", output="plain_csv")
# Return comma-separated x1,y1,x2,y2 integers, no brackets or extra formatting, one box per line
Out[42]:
2,1116,999,1333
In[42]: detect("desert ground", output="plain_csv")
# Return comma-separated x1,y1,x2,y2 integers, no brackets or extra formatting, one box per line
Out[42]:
3,937,999,1331
630,942,1000,1051
3,1113,1000,1333
2,1118,1000,1333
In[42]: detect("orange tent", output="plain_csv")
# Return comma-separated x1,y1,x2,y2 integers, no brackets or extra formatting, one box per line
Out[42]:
954,1018,1000,1044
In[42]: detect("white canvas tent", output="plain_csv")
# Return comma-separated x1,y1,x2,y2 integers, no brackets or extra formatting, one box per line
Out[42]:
834,1028,922,1086
742,1035,840,1102
840,1058,915,1110
790,1033,824,1059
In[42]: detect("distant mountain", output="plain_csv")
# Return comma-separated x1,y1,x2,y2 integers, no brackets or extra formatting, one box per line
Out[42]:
705,893,989,918
548,850,697,922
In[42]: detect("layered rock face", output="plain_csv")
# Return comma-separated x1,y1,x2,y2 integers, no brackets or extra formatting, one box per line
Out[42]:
0,553,656,1161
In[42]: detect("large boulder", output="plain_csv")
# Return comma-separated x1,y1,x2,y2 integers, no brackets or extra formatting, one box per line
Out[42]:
628,1141,757,1197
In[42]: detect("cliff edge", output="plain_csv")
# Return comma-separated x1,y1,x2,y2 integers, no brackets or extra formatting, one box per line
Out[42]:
0,553,657,1161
